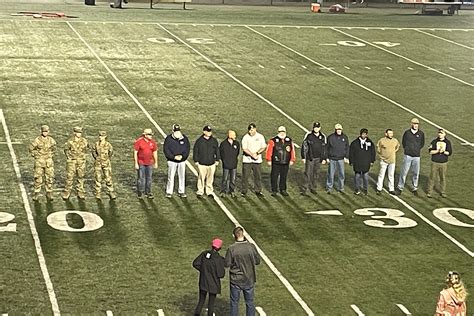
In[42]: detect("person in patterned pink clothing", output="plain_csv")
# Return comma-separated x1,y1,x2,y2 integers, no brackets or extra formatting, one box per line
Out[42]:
435,271,468,316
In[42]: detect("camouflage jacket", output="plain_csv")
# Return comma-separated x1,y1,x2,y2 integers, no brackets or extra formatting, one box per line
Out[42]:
91,140,113,163
64,137,88,160
29,135,56,160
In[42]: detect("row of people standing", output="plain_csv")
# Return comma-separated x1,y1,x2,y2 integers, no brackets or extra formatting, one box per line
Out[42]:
300,118,452,197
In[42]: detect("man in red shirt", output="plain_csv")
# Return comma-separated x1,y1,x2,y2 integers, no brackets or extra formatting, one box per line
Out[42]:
134,128,158,199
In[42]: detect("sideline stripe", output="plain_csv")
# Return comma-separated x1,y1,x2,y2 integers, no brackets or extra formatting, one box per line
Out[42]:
415,29,474,50
7,18,474,31
66,21,314,316
396,304,412,315
246,25,474,147
0,109,61,315
331,28,474,87
151,25,473,257
350,304,365,316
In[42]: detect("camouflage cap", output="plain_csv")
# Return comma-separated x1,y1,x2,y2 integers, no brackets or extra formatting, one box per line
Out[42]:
41,125,49,132
98,130,107,137
73,126,83,133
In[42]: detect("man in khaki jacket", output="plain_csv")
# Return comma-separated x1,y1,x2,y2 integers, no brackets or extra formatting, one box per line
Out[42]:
376,129,400,195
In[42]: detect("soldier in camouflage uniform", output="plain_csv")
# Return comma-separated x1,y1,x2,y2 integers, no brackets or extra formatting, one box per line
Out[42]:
29,125,57,201
91,130,116,200
63,126,89,200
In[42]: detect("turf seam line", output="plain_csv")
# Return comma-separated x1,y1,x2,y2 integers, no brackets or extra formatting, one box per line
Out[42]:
0,109,61,316
331,27,474,88
414,29,474,51
65,21,314,316
246,25,474,148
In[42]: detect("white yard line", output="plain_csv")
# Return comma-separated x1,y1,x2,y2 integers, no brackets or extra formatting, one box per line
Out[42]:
0,109,61,315
256,306,267,316
350,304,365,316
156,309,165,316
156,24,309,133
246,25,474,147
396,304,412,315
66,21,314,316
106,311,113,316
415,29,474,50
331,28,474,88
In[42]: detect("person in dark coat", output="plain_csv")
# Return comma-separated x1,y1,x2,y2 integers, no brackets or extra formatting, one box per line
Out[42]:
193,238,225,316
219,130,240,197
349,128,376,195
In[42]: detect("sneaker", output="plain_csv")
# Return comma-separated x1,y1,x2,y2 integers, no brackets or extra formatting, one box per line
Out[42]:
426,193,432,198
109,192,117,200
389,191,396,195
300,191,308,196
441,193,447,198
376,190,382,195
137,192,144,199
220,192,226,197
240,192,247,197
326,190,332,195
207,194,214,199
255,191,264,197
77,193,86,200
196,194,204,199
271,192,278,197
395,189,402,196
147,193,154,199
62,192,70,200
412,190,419,197
95,194,102,200
281,191,289,196
230,192,236,198
165,193,172,198
363,190,368,196
310,189,317,195
46,192,54,201
354,190,361,195
337,190,345,194
178,193,187,198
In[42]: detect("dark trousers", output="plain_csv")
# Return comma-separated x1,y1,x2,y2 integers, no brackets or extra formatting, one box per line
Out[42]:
303,158,321,191
241,163,262,193
194,289,216,316
137,165,153,194
271,163,289,193
221,168,237,193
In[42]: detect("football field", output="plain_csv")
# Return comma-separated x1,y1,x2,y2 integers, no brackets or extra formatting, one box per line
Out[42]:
0,2,473,315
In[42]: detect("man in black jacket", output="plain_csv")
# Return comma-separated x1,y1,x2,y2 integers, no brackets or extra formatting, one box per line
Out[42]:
193,238,225,316
426,129,452,198
326,123,350,194
349,128,376,195
397,118,425,196
193,125,220,198
301,122,327,195
163,124,190,198
219,130,240,197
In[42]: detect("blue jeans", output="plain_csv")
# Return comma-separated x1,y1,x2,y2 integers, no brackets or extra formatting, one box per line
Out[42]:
354,171,369,191
230,283,255,316
326,159,345,191
221,168,237,193
397,155,420,191
137,165,153,194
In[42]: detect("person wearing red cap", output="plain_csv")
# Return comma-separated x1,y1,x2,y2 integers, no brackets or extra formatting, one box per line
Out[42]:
192,238,225,316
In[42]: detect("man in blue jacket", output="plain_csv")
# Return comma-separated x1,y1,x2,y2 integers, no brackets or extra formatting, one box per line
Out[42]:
326,123,349,194
163,124,190,198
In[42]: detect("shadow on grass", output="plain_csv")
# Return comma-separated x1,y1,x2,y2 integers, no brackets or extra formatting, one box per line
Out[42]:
174,292,229,315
